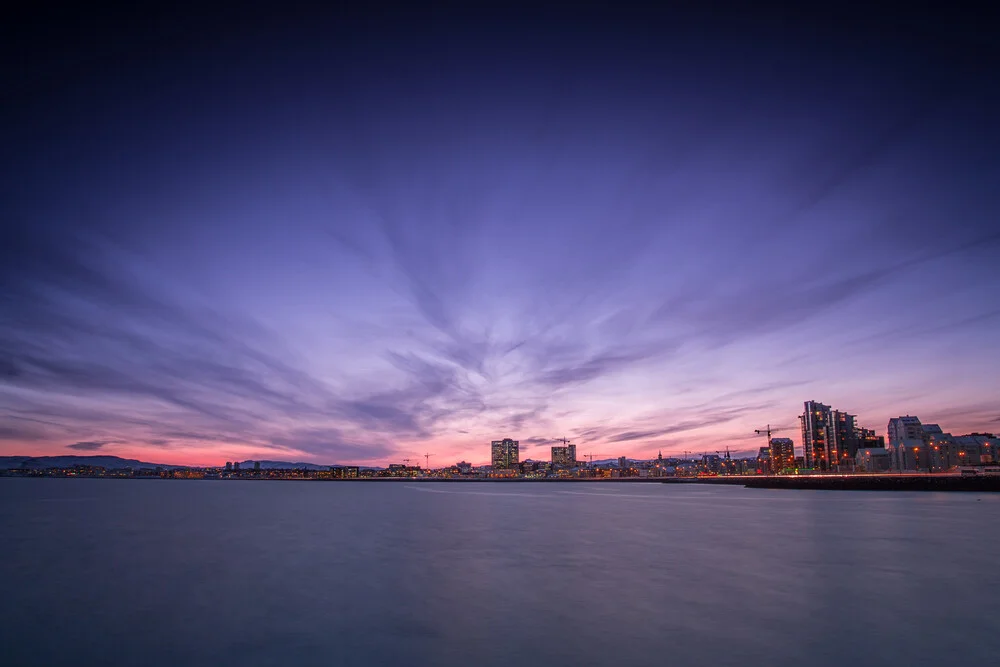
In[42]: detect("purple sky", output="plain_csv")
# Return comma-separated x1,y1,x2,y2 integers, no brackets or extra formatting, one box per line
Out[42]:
2,5,998,466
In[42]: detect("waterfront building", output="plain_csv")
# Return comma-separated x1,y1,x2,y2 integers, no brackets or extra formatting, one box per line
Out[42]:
491,438,519,470
551,444,577,466
385,464,419,477
926,431,996,471
829,410,859,470
801,401,879,471
955,434,999,463
756,447,771,474
769,438,794,473
801,401,833,470
887,417,999,472
855,448,891,472
887,416,927,471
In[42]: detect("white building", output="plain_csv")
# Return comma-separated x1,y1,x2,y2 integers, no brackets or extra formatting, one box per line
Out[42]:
887,416,927,471
856,448,891,472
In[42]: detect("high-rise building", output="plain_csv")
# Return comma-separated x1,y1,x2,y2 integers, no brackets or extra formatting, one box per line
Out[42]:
801,401,833,471
491,438,519,470
829,410,859,471
769,438,794,473
801,401,876,471
551,443,577,466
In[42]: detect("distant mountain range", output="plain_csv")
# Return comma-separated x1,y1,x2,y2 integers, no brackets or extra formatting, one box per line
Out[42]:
0,455,182,470
0,455,360,471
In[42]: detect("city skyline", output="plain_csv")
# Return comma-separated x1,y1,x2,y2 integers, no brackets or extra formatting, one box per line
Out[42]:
3,6,998,467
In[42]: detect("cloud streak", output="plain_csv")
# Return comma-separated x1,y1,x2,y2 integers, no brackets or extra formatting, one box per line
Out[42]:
67,441,113,451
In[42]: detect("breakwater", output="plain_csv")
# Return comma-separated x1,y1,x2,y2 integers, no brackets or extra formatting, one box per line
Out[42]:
738,474,1000,492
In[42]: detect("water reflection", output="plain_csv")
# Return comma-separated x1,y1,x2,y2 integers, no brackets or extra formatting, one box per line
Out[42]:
0,480,997,666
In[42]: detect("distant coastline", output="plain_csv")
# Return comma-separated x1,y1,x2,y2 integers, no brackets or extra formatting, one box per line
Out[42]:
4,471,999,491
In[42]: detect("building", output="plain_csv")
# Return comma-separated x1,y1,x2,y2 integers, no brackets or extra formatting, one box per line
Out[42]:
801,401,832,470
769,438,794,473
491,438,519,470
801,401,878,471
699,454,721,474
926,430,997,471
855,448,891,472
330,466,359,479
857,428,885,449
887,416,927,471
887,417,1000,472
756,447,772,474
954,434,1000,463
551,443,577,466
385,464,419,477
829,410,859,470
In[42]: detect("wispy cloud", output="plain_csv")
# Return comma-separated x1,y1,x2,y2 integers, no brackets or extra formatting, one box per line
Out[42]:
67,440,113,451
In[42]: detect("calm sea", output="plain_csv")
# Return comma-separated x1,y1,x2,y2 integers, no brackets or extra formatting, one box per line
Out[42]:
1,479,998,666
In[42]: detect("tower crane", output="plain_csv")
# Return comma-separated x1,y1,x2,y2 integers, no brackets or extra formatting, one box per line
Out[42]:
753,424,789,473
423,453,433,469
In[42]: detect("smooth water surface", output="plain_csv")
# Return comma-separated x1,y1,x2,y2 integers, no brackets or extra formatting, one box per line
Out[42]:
1,479,998,666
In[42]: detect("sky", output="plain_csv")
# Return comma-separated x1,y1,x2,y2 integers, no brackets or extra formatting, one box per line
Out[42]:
2,4,998,466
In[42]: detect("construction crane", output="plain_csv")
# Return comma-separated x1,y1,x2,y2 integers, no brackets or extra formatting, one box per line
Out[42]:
583,453,610,465
753,425,788,473
754,424,788,444
755,424,785,440
423,453,432,469
553,437,572,446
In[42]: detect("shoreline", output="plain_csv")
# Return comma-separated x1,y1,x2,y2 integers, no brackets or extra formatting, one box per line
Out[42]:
4,474,999,491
